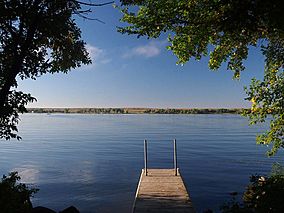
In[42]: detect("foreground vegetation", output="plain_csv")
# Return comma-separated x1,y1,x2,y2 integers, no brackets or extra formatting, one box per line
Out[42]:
0,172,38,213
27,108,245,114
220,163,284,213
0,172,80,213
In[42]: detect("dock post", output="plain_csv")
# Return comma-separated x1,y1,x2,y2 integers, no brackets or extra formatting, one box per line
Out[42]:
144,139,148,176
174,139,177,176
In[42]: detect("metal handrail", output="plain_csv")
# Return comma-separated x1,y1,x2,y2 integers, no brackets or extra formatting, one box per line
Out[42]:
174,139,177,176
144,139,148,176
143,139,178,176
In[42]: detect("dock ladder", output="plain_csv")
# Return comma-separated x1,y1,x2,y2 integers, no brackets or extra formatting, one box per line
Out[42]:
132,139,196,213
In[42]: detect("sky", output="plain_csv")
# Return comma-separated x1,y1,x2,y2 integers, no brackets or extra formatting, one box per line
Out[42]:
18,2,266,108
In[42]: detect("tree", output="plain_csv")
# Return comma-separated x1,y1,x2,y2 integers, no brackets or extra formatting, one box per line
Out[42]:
0,0,112,140
118,0,284,155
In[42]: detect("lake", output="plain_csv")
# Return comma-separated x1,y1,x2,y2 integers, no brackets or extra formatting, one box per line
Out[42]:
0,114,282,213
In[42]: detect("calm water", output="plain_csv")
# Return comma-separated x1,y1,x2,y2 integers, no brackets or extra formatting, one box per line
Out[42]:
0,114,282,213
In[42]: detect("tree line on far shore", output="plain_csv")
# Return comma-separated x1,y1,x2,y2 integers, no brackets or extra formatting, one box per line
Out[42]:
27,108,245,114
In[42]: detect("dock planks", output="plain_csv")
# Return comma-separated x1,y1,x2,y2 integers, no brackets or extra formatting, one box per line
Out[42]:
133,169,195,213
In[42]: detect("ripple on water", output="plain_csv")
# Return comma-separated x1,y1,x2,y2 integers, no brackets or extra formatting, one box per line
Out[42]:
1,114,282,213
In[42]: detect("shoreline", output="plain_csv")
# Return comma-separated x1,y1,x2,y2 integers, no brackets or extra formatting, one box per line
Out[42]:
26,108,248,114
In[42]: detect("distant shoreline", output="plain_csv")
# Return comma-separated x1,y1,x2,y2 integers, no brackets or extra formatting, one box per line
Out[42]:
27,108,248,114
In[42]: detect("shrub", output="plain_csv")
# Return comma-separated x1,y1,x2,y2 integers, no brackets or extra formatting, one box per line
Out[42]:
0,172,38,213
221,163,284,213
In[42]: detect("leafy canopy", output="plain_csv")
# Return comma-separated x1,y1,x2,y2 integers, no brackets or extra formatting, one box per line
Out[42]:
0,0,111,139
118,0,284,155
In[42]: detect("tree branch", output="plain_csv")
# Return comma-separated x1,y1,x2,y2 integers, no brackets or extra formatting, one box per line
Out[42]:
75,1,114,6
74,12,106,23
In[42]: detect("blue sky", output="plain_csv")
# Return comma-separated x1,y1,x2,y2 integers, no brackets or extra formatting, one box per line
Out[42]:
18,2,265,108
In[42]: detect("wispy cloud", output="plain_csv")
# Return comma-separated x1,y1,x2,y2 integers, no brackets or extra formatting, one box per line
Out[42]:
86,44,103,60
85,44,111,68
133,44,160,57
123,40,168,59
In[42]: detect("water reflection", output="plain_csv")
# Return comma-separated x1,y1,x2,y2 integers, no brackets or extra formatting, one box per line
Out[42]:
12,165,40,183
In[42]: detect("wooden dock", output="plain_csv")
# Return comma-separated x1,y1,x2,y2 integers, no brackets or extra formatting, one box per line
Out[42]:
132,169,196,213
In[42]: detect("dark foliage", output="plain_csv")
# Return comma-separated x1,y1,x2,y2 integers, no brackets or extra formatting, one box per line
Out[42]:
0,172,38,213
221,164,284,213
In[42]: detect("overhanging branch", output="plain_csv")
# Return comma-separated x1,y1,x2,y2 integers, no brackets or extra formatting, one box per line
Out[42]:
75,1,114,6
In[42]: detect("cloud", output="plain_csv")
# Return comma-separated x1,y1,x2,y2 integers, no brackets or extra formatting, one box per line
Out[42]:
86,44,103,60
133,44,160,57
123,40,168,59
85,44,111,68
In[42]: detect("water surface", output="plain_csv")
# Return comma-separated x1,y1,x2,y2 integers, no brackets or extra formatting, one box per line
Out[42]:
0,114,282,212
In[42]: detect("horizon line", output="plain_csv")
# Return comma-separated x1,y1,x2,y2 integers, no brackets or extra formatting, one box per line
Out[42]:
27,107,249,109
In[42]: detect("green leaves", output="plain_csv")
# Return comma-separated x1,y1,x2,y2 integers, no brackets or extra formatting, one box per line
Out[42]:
244,68,284,156
119,0,260,77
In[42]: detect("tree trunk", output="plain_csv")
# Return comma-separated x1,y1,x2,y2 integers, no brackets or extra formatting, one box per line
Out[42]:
0,60,23,112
